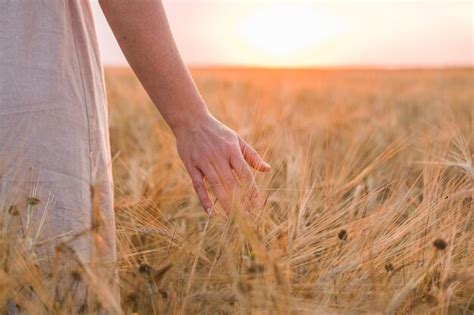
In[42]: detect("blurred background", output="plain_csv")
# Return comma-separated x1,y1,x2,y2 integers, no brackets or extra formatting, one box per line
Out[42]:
91,0,473,68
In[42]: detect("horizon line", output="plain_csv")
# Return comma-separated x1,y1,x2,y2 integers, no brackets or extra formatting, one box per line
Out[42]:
103,63,474,71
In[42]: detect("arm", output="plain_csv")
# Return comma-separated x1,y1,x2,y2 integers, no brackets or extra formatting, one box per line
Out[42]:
99,0,270,215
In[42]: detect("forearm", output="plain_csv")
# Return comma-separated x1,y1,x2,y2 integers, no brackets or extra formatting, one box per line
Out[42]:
99,0,209,133
100,0,270,214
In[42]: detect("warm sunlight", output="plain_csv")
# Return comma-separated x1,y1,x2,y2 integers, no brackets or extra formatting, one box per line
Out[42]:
3,1,474,313
92,1,474,67
237,5,344,59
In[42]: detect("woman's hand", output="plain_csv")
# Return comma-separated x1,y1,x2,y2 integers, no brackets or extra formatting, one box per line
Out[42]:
101,1,270,215
174,113,271,215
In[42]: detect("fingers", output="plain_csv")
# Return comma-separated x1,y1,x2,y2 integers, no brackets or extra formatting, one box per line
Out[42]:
199,164,234,213
213,159,240,194
239,137,271,172
229,152,262,208
185,136,269,215
187,167,213,215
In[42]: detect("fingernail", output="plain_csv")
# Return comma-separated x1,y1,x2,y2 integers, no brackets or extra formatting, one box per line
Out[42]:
263,161,271,169
206,207,213,216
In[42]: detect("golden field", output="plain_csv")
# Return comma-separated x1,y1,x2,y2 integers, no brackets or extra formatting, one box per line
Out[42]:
2,67,474,314
107,67,473,314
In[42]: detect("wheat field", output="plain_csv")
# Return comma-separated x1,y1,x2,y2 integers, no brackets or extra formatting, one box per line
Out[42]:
2,67,473,314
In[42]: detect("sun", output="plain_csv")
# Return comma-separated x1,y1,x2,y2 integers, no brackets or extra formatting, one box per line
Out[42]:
237,5,342,58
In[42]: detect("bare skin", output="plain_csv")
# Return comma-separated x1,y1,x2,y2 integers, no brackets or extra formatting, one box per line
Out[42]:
99,0,271,215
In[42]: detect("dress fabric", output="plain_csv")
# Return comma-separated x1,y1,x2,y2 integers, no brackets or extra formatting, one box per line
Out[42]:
0,0,116,263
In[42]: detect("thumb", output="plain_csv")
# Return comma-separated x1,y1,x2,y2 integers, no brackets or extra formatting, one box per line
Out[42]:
239,137,271,172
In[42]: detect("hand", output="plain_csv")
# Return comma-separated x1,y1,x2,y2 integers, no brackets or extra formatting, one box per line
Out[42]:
174,113,271,215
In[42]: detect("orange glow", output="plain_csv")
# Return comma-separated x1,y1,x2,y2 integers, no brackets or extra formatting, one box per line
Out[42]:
237,5,344,58
92,1,474,67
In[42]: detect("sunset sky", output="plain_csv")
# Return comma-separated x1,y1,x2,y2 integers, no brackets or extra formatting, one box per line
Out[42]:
91,0,473,67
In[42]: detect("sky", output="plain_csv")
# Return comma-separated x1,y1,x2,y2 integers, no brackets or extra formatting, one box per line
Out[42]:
91,0,474,68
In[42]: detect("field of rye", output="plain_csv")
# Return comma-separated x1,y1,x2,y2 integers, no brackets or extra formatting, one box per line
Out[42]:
2,67,474,314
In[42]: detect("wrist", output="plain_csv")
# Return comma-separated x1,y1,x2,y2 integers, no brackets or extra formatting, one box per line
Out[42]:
168,102,212,137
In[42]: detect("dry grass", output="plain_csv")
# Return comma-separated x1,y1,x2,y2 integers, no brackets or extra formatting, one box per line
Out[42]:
1,67,473,314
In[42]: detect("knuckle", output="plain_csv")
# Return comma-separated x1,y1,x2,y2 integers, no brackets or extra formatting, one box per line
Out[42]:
207,148,220,158
223,175,236,187
230,146,241,158
192,178,204,189
240,144,248,154
224,140,237,152
237,169,251,181
207,176,220,186
190,153,201,164
238,165,249,175
243,170,255,181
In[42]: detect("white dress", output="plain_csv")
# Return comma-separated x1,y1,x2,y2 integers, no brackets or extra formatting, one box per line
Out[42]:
0,0,116,265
